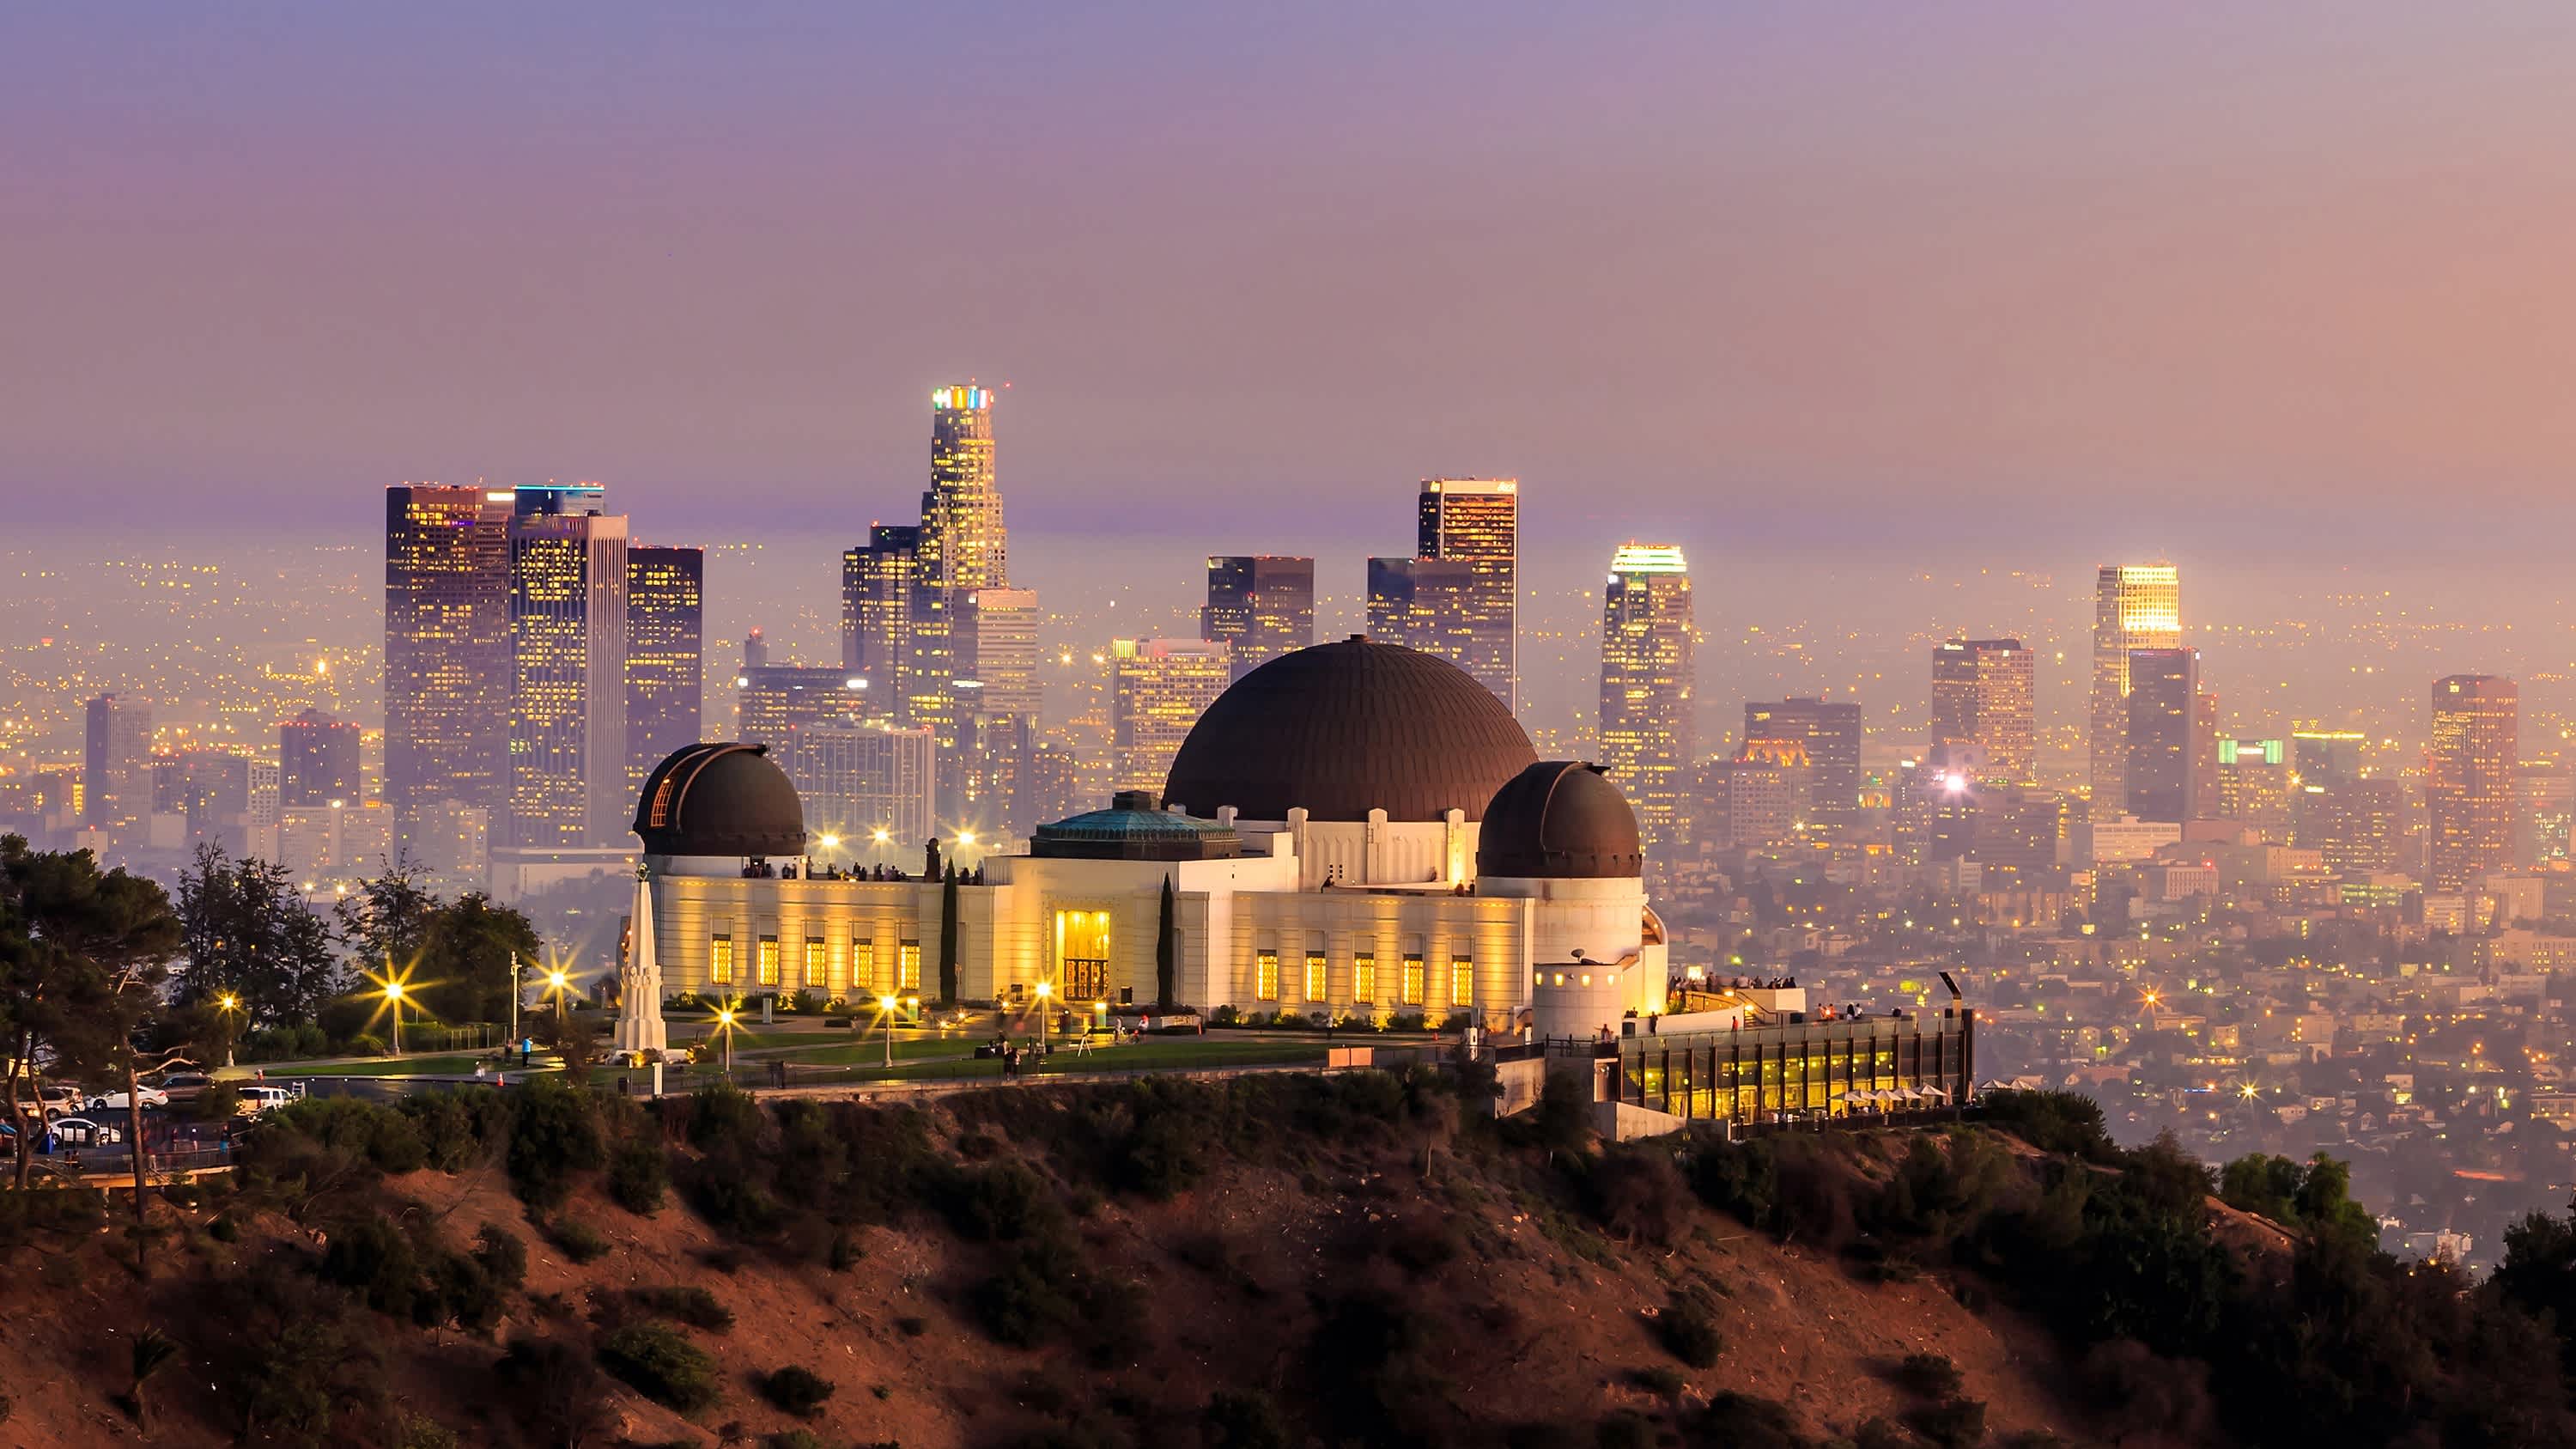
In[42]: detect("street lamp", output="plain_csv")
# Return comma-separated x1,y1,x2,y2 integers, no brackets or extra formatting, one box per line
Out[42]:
877,994,897,1068
216,993,240,1068
383,979,407,1056
546,967,572,1031
1034,981,1052,1054
714,1005,738,1075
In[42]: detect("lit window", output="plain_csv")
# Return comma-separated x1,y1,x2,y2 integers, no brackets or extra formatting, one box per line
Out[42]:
851,941,876,994
710,935,735,985
1255,950,1279,1001
1581,973,1592,987
1449,957,1473,1008
1401,954,1425,1007
804,938,827,987
898,941,921,991
1304,953,1327,1002
1353,953,1376,1003
757,936,781,987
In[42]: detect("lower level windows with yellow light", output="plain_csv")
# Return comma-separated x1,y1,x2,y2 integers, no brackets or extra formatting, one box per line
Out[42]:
709,935,735,985
1255,949,1279,1002
756,935,781,987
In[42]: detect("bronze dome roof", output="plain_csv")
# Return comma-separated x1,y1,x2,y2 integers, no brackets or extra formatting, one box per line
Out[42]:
1475,761,1643,879
1162,636,1536,823
632,742,808,858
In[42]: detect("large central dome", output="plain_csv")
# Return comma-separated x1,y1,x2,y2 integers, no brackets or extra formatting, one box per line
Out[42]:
1163,636,1537,822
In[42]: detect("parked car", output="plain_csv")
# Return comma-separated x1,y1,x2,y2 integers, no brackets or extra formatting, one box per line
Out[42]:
235,1085,303,1115
50,1117,123,1148
84,1087,169,1113
158,1071,213,1092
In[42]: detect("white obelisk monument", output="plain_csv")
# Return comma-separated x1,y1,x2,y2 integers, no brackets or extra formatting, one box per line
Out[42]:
613,865,669,1056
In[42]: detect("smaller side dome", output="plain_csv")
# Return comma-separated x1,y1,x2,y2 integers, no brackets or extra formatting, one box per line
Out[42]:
1476,762,1643,879
633,742,808,858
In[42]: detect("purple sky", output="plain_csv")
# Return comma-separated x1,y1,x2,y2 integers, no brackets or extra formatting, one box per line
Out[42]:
9,3,2576,547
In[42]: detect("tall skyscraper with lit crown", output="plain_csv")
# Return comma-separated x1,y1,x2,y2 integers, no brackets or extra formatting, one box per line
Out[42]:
1599,544,1694,867
2089,563,2181,819
2428,674,2518,892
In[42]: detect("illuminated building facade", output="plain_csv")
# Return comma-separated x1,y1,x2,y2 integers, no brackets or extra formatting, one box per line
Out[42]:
2300,778,2403,875
1743,698,1860,825
635,642,1668,1040
840,523,918,681
792,721,938,863
2122,647,2198,824
737,666,872,755
1204,556,1316,679
2428,673,2518,892
384,485,512,841
1708,738,1813,851
626,545,704,795
507,484,630,848
2293,730,2365,788
1598,544,1694,869
1109,638,1231,793
1365,556,1480,673
2214,738,2293,837
1929,638,2034,781
1413,478,1519,712
82,692,154,828
2520,761,2575,865
917,385,1004,592
2088,563,2181,819
279,708,361,807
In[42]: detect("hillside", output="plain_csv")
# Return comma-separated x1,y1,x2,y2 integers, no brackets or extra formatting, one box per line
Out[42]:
0,1074,2562,1448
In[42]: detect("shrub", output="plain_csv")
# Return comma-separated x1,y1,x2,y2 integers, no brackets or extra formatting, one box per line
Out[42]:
1911,1397,1988,1449
423,1249,506,1333
608,1137,668,1215
321,1217,422,1318
507,1077,604,1208
1653,1295,1722,1368
495,1337,613,1447
628,1284,734,1332
1981,1089,2117,1162
208,1213,241,1243
597,1323,722,1412
546,1217,611,1263
399,1089,507,1172
190,1081,241,1122
343,1032,387,1057
1896,1352,1964,1399
1583,1148,1690,1246
475,1223,528,1288
1203,1389,1292,1449
941,1161,1069,1244
758,1365,837,1417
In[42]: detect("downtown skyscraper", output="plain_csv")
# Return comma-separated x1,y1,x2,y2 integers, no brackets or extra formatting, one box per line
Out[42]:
2122,647,2199,824
2428,673,2518,893
1413,478,1518,712
506,484,629,847
1598,544,1694,868
278,708,361,807
1204,556,1316,679
2088,563,2181,819
384,484,513,843
1929,638,2035,782
626,544,705,791
835,386,1036,837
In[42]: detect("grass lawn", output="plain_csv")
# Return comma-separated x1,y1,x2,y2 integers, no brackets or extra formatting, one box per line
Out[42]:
264,1053,489,1078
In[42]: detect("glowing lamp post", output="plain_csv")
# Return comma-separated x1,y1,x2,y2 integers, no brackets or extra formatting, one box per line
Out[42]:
383,979,407,1056
216,993,240,1068
1035,981,1053,1053
877,995,898,1069
714,1005,738,1076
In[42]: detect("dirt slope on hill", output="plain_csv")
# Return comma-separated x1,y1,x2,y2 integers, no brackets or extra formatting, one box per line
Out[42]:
0,1092,2184,1448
